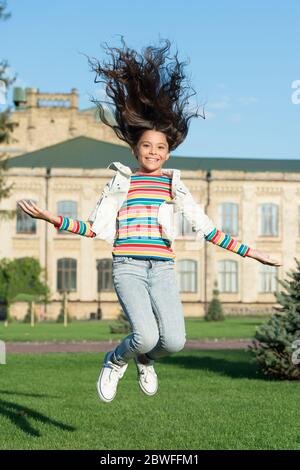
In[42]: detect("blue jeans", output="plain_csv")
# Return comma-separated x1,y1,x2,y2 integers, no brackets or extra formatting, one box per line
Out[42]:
111,256,186,365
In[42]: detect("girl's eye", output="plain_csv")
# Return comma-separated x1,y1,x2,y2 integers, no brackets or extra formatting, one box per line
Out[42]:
143,144,164,149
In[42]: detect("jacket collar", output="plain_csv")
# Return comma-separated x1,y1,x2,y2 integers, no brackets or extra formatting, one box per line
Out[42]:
107,161,180,178
107,161,182,199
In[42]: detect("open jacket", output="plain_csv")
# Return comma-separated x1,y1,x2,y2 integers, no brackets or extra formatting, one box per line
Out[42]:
88,161,215,246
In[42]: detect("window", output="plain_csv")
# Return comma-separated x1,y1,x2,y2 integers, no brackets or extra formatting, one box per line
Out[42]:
97,259,113,291
57,201,78,234
16,200,37,234
259,203,278,236
259,265,278,293
57,258,77,292
218,260,238,293
219,203,238,236
177,259,197,292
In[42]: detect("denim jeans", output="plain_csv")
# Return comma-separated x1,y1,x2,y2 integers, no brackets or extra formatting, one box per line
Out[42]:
111,256,186,365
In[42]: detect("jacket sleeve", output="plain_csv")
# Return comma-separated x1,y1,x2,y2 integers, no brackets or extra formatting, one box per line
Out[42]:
87,178,114,225
53,175,116,238
87,174,117,237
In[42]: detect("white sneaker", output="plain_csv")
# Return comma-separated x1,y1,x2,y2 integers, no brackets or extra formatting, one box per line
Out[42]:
134,356,158,396
96,351,128,403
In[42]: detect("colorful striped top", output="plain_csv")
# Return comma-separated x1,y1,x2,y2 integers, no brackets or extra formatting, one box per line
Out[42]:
112,173,175,260
54,173,251,259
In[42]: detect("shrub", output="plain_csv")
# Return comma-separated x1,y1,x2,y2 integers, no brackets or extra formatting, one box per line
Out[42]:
205,280,225,321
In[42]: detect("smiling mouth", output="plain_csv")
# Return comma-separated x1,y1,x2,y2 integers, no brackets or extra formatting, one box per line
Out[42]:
146,158,160,162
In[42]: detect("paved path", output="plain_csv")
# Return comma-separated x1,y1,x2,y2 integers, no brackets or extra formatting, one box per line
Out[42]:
6,339,252,354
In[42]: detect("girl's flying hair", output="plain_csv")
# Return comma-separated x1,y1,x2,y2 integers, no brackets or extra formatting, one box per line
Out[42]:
88,36,205,152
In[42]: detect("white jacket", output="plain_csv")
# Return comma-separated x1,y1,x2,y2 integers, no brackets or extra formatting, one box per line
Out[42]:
88,161,215,246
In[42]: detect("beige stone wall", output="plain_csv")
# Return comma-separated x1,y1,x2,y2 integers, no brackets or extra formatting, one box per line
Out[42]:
2,166,300,321
2,88,128,157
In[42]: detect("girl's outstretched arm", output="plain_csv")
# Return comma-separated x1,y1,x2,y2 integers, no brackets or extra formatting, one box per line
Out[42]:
176,184,281,267
17,200,96,238
205,227,250,257
204,227,281,267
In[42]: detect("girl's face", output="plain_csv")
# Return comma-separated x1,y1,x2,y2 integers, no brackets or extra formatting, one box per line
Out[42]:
132,130,170,175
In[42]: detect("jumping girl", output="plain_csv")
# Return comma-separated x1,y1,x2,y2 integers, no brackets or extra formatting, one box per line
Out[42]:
18,37,281,403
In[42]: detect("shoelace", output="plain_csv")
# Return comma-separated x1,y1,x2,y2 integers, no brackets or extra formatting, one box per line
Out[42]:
105,361,124,383
140,365,156,383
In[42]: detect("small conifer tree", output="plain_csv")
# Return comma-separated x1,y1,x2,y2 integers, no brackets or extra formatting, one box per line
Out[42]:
205,280,225,321
249,257,300,380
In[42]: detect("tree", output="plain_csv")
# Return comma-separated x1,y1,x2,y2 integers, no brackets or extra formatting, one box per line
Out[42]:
22,297,39,325
0,1,17,221
0,1,10,20
0,257,49,321
56,291,72,325
249,257,300,380
205,280,225,321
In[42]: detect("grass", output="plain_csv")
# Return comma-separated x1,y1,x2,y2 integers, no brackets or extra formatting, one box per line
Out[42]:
0,316,269,343
0,350,299,450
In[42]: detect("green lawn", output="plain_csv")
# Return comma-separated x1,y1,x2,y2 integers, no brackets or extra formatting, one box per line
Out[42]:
0,350,299,450
0,316,269,342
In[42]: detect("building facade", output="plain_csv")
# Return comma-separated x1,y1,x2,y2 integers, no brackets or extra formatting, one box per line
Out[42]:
1,88,299,320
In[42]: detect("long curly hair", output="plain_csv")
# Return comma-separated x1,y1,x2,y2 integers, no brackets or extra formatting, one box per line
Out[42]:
88,36,205,152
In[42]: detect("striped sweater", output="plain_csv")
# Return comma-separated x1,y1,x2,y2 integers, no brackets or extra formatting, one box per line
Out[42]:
112,173,175,260
54,173,251,259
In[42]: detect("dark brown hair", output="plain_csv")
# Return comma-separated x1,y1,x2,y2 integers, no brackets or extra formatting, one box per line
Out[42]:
88,36,205,152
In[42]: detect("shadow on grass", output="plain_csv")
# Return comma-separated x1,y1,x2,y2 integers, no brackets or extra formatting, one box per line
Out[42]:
0,390,59,398
160,350,269,381
0,390,76,437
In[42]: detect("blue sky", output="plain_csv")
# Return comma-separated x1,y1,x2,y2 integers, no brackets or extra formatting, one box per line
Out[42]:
1,0,300,159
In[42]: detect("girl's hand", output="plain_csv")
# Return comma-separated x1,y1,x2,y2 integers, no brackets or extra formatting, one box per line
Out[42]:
247,248,282,267
17,200,60,226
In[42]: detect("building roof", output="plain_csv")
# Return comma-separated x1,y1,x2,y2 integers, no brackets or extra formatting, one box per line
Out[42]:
6,136,300,172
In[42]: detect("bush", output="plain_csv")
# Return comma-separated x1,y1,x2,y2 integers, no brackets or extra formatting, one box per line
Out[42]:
109,310,131,334
0,257,49,323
